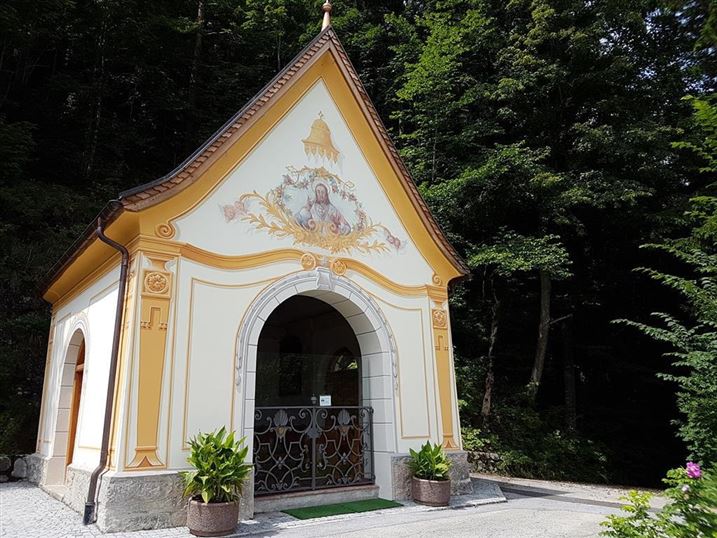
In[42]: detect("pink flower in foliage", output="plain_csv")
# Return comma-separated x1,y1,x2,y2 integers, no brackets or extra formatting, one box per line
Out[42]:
686,462,702,479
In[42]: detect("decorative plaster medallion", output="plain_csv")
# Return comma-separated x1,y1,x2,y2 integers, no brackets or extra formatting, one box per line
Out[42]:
300,252,317,270
432,308,448,329
155,222,176,239
143,271,169,295
331,258,347,276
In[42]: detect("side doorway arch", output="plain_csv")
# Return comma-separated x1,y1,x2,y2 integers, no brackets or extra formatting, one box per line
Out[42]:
46,327,87,485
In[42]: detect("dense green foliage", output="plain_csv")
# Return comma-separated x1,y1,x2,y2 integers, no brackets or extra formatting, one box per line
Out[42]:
182,427,252,504
408,441,451,481
601,464,717,537
618,92,717,464
0,0,715,486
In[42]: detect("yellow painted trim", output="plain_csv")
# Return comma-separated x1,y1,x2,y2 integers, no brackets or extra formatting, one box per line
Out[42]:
133,235,445,299
445,308,463,451
109,255,139,470
125,233,444,300
134,49,460,283
43,41,463,310
127,255,174,469
122,257,144,470
51,254,122,312
430,306,458,449
44,213,140,304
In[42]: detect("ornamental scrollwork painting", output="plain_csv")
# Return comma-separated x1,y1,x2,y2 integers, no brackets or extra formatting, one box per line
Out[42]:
220,114,404,256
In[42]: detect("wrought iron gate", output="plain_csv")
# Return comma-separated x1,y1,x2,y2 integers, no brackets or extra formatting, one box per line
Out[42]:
253,406,374,495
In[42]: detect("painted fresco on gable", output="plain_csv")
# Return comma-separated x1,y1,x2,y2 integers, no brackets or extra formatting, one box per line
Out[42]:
220,114,404,255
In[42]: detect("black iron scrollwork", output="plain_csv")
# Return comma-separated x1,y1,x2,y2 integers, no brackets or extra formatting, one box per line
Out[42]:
253,406,374,496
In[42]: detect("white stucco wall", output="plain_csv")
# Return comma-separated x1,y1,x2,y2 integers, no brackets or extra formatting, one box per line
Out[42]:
129,257,443,474
38,263,120,477
113,78,457,494
109,73,460,504
172,79,434,287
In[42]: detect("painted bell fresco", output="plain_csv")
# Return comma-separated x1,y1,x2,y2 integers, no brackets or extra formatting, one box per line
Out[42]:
221,113,404,255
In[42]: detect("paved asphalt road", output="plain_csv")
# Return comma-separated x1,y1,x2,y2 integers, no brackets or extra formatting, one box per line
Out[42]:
262,487,620,537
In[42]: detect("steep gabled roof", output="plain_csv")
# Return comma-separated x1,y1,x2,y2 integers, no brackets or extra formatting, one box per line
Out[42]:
41,27,468,296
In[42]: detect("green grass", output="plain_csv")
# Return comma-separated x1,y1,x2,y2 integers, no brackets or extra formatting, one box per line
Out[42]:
282,498,403,520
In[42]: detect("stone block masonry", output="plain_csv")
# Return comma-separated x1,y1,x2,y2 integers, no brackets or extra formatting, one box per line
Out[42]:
0,454,30,483
391,450,473,500
95,471,254,533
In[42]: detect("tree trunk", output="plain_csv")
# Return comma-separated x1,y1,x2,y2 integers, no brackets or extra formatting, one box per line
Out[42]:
431,115,438,183
528,270,551,402
562,318,577,432
185,0,205,149
480,296,500,426
276,35,282,71
83,19,107,180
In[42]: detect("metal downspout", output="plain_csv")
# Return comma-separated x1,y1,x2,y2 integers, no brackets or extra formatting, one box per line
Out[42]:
83,211,129,525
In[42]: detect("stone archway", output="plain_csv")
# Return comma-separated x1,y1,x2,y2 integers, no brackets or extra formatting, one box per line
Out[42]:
236,267,398,496
46,326,87,486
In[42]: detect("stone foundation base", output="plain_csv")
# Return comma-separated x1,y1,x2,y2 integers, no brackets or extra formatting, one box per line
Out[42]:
26,453,47,485
95,471,188,532
391,450,473,500
255,484,378,513
447,451,473,495
24,456,255,534
64,465,92,512
96,471,254,533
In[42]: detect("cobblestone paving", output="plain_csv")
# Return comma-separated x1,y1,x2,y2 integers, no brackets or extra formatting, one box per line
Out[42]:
2,483,184,538
0,479,505,538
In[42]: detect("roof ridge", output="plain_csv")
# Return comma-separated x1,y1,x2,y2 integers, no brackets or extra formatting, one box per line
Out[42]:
42,26,467,296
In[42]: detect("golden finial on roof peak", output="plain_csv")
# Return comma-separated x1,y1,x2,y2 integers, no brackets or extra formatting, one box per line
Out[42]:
321,1,332,31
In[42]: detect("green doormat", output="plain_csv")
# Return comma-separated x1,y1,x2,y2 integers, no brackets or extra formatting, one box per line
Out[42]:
283,498,403,520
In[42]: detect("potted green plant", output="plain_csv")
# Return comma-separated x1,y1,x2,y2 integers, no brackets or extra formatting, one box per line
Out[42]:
408,441,452,506
181,427,252,537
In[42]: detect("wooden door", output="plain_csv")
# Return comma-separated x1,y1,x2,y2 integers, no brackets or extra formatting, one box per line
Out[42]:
66,341,85,468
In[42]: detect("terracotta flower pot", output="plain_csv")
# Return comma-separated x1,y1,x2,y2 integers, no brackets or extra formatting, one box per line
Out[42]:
411,476,451,506
186,498,240,537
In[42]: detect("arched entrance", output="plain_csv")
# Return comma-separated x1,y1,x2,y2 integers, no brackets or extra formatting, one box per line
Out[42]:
255,295,361,408
237,268,398,497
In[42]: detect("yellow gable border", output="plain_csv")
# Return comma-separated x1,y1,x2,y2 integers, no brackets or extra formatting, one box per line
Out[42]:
140,53,458,281
42,29,467,306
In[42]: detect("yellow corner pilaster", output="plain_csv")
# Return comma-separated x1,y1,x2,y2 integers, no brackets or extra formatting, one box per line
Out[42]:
429,287,458,449
127,255,174,469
